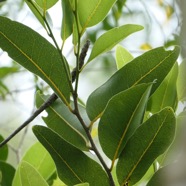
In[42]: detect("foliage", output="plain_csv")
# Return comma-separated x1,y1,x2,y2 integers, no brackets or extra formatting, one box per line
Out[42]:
0,0,185,186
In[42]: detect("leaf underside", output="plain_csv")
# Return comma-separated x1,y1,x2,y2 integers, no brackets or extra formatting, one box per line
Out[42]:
0,16,70,105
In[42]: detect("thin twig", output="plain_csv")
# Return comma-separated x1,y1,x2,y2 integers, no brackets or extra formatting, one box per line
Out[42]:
0,93,58,147
73,109,115,186
71,4,115,183
27,0,73,93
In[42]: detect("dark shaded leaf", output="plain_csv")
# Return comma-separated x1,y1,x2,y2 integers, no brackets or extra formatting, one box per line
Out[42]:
36,92,89,151
33,126,110,186
0,135,8,161
116,108,176,185
98,83,152,161
0,161,15,186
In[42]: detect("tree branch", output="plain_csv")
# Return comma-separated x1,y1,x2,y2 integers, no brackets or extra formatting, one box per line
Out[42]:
0,93,57,147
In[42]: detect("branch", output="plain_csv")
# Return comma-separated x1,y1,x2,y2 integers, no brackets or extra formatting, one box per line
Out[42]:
0,93,57,147
73,110,115,186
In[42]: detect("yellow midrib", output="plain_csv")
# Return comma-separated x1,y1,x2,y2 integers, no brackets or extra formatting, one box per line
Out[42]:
111,87,150,169
81,0,101,34
38,130,84,183
0,30,68,105
122,114,169,185
94,49,175,121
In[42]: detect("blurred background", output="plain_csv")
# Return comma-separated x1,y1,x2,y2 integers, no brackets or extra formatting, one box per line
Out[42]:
0,1,185,184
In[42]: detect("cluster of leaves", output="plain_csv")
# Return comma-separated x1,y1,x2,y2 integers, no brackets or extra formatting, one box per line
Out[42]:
0,0,185,186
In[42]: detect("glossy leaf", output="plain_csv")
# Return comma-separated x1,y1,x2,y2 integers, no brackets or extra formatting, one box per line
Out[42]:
0,135,8,161
35,0,59,9
147,63,178,113
86,46,180,121
19,161,48,186
12,142,55,186
98,83,152,161
61,0,73,41
0,161,15,186
36,92,89,151
88,24,143,62
33,126,110,186
116,108,176,185
0,17,70,105
115,45,134,69
177,59,186,101
78,0,117,33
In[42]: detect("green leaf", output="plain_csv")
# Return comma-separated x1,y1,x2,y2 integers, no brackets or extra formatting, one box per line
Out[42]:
52,177,66,186
69,0,75,10
35,0,59,10
19,161,48,186
0,161,15,186
88,24,143,62
0,135,8,161
22,142,56,179
0,17,70,105
36,92,89,151
115,45,133,69
72,17,79,45
33,126,110,186
12,142,55,186
78,0,117,33
25,0,51,28
0,67,19,79
86,46,180,121
75,183,89,186
177,59,186,101
147,63,178,113
133,165,154,186
61,0,73,41
98,83,152,162
116,108,176,185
